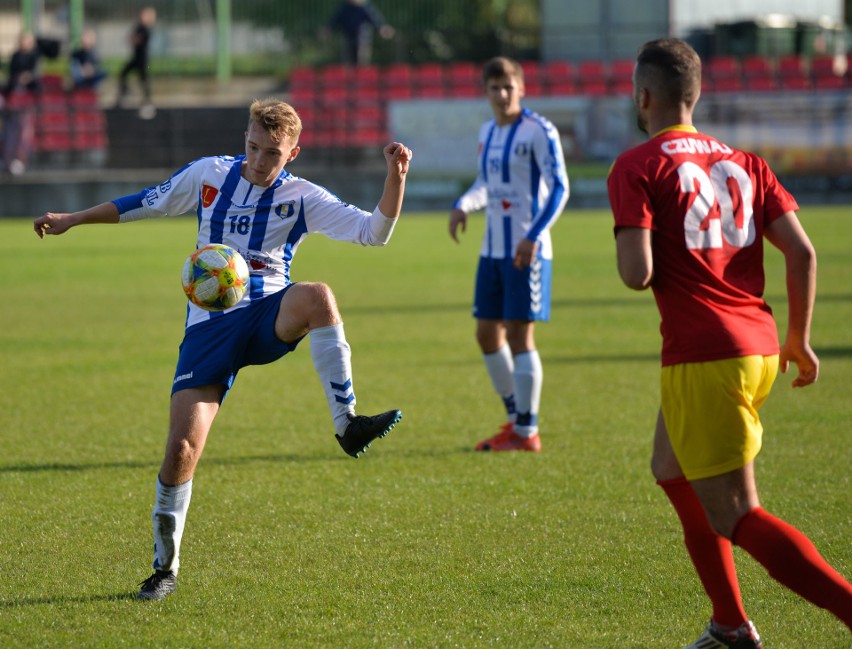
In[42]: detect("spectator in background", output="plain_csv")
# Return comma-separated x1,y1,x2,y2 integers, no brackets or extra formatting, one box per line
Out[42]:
116,6,156,115
70,28,108,90
3,31,41,96
323,0,395,66
2,31,41,176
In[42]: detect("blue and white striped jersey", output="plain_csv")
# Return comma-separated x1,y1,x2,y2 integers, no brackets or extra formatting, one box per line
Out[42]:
113,155,397,330
452,107,569,260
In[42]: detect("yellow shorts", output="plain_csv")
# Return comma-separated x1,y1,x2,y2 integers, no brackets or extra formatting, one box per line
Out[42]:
661,355,779,480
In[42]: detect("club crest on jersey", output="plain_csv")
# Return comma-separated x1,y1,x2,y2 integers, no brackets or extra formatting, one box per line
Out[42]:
514,142,529,156
275,200,296,219
201,184,219,208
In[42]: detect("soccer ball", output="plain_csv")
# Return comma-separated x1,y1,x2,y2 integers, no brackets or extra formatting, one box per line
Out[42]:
181,244,250,311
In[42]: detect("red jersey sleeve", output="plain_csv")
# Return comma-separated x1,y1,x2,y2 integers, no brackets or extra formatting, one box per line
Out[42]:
608,148,657,233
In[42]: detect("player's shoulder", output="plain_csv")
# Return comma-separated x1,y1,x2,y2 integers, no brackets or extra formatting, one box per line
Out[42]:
612,137,660,170
520,107,558,135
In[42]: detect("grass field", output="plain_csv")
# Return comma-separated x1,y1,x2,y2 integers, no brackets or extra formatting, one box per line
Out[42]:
1,207,850,648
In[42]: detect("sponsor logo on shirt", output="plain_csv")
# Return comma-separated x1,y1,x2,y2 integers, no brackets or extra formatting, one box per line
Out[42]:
201,184,219,208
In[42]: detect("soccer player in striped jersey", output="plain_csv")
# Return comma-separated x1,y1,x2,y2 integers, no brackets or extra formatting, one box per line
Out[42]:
609,39,851,647
449,56,569,452
33,98,412,601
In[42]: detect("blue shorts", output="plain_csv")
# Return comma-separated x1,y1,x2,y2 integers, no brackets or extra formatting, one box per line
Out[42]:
171,285,303,397
473,255,552,321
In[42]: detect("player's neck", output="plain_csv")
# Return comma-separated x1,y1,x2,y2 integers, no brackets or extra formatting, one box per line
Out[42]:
647,110,694,138
494,109,522,126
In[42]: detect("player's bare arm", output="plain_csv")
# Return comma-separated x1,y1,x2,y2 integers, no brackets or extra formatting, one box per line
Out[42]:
377,142,412,219
764,211,819,387
34,202,120,238
448,208,467,242
513,238,539,270
615,226,653,290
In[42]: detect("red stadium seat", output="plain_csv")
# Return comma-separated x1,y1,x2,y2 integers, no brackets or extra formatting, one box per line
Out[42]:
352,104,384,129
72,130,107,151
743,55,772,75
318,85,349,106
777,55,804,76
779,74,811,91
542,60,575,86
706,56,740,82
289,66,316,91
777,55,810,90
745,76,778,92
318,64,350,90
39,90,68,110
38,109,71,133
523,79,544,96
810,55,847,89
712,77,745,93
414,63,445,96
41,73,65,93
353,65,380,88
37,131,73,152
547,79,577,96
578,79,607,96
813,74,846,90
449,84,479,98
72,109,106,133
447,62,478,95
385,84,413,100
742,55,774,84
385,63,413,89
519,61,541,85
4,90,36,111
290,85,317,108
577,60,608,96
70,88,99,108
577,59,606,83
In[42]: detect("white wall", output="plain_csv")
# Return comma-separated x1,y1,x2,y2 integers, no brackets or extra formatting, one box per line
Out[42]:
541,0,844,61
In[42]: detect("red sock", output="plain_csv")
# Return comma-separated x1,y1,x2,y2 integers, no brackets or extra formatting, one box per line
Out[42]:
659,478,747,629
733,507,852,629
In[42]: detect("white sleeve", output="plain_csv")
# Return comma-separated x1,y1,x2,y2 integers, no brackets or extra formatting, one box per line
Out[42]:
114,160,204,222
303,183,397,246
452,174,488,214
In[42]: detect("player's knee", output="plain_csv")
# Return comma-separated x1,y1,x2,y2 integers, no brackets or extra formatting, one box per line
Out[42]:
301,282,341,325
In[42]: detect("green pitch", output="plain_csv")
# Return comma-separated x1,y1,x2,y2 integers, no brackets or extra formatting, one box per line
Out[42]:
1,208,849,648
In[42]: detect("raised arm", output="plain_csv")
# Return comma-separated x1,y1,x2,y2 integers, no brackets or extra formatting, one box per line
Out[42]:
764,210,818,387
377,142,412,219
33,201,120,239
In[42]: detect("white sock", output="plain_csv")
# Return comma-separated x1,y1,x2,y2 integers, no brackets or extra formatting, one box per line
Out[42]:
152,476,192,574
483,344,516,423
310,323,355,436
513,350,542,438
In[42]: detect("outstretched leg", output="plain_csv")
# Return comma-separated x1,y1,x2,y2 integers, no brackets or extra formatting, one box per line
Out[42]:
276,282,400,457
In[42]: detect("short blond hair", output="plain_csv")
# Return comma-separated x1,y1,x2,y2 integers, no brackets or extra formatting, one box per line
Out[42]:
248,98,303,143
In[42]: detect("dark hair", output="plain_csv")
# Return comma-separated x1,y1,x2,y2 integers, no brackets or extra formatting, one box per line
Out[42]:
635,38,702,107
481,56,523,85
